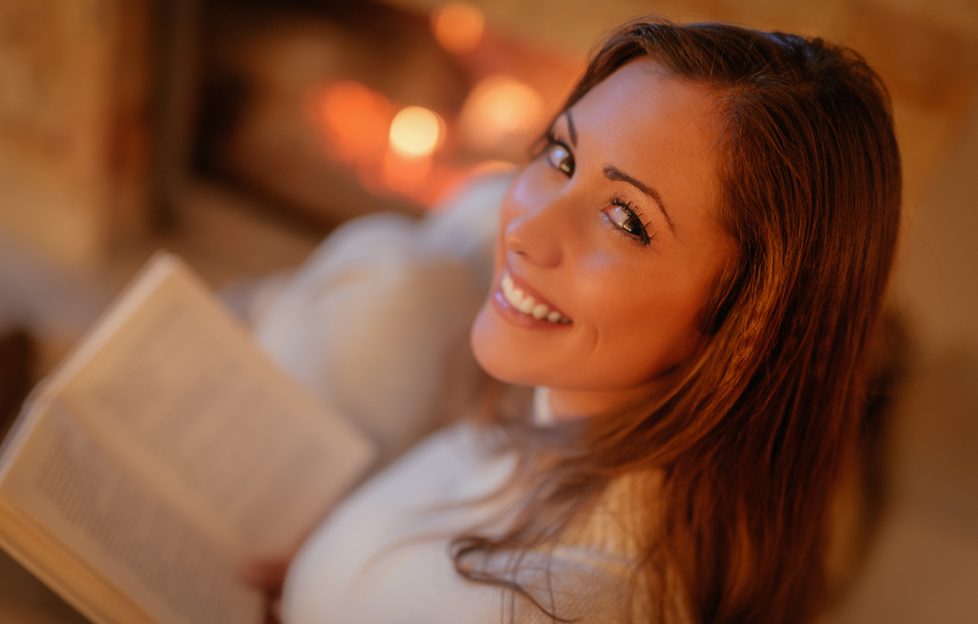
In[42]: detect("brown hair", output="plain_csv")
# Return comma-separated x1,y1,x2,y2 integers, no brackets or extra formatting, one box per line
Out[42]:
452,18,901,623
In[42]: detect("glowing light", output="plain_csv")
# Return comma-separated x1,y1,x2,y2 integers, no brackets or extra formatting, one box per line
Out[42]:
380,148,432,190
309,81,392,164
389,106,445,158
458,76,544,152
431,2,485,54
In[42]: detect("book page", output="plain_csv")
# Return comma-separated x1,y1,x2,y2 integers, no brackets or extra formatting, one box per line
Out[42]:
45,253,375,557
0,498,154,624
0,402,263,624
0,253,376,622
0,499,153,624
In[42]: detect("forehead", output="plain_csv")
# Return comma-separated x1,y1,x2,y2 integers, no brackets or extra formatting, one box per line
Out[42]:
568,59,723,226
572,59,721,153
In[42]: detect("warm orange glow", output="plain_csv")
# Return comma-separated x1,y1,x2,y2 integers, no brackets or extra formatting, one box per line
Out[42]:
309,80,496,209
458,75,544,152
470,159,518,177
309,81,393,164
431,2,485,54
379,148,432,190
389,106,445,158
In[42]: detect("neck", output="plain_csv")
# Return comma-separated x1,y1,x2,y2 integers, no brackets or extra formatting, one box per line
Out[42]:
546,373,679,421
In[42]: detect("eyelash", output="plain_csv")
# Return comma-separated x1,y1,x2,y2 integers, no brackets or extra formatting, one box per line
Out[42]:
541,129,654,247
607,194,653,246
543,130,573,175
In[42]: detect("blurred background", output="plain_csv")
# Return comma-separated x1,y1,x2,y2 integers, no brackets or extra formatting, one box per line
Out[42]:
0,0,976,622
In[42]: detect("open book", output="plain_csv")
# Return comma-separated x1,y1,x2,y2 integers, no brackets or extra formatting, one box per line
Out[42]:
0,253,376,623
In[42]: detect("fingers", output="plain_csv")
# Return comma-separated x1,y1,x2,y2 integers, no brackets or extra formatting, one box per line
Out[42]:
264,596,282,624
239,558,291,592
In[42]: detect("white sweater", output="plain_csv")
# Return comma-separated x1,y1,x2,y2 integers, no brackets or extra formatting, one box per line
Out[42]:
280,422,666,623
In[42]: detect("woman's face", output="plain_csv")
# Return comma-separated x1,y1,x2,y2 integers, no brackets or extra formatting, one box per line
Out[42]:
470,59,733,418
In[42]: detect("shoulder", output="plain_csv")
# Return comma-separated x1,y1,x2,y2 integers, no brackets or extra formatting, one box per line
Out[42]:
487,472,678,623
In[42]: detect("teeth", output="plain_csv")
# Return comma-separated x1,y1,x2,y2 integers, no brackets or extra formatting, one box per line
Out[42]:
499,271,570,324
502,273,513,292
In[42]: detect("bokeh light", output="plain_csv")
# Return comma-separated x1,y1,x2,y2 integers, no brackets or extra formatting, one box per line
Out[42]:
309,81,393,165
458,75,544,153
431,2,485,54
389,106,445,157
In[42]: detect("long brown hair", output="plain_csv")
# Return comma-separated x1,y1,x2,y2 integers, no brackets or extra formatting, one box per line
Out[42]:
452,18,902,623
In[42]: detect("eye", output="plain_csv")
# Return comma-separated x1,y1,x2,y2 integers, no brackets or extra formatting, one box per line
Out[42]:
545,139,575,177
604,197,652,246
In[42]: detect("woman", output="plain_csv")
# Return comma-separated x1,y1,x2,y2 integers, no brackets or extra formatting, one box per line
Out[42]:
280,17,901,624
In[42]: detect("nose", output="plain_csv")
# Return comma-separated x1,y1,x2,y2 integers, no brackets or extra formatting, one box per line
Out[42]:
502,198,564,268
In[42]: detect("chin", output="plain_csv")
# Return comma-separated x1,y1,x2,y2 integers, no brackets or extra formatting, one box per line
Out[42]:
469,307,509,382
469,305,540,387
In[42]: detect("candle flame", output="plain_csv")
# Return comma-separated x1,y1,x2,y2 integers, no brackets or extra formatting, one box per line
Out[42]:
389,106,445,158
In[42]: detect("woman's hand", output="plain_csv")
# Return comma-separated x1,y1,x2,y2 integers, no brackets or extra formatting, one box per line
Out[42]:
240,558,291,624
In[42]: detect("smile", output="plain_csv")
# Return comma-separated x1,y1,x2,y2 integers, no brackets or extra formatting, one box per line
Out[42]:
497,271,571,324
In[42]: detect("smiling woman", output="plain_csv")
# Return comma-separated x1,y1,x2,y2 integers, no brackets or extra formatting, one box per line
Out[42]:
281,17,901,624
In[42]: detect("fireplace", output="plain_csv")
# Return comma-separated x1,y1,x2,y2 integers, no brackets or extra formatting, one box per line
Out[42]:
163,0,580,235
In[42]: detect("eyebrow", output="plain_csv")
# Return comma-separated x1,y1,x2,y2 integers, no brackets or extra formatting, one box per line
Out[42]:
603,166,677,235
563,109,677,236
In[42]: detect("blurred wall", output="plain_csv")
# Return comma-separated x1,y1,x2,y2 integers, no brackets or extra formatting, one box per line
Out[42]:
0,0,151,269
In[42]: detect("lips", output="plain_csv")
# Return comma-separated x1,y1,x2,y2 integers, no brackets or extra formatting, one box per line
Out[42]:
496,270,571,324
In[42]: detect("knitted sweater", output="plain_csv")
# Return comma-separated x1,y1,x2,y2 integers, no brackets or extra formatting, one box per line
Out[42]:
280,418,689,623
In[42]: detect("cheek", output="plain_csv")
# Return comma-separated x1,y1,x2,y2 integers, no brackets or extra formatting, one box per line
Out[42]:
579,274,708,377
